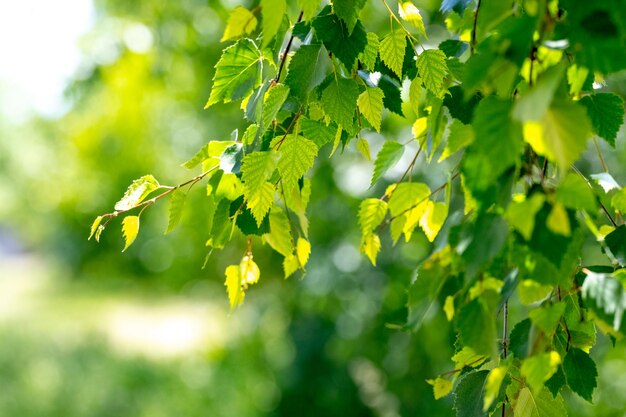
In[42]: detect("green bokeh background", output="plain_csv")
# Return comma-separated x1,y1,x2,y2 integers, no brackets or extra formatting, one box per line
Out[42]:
1,0,625,416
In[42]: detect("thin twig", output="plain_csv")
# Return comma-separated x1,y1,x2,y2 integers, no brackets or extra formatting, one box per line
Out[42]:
274,11,304,84
571,165,617,227
501,300,509,417
100,165,220,220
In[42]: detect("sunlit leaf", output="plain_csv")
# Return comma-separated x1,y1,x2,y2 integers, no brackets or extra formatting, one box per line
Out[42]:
121,215,140,252
114,175,160,211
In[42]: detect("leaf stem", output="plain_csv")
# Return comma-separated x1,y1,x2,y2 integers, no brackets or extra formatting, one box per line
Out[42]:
470,0,482,53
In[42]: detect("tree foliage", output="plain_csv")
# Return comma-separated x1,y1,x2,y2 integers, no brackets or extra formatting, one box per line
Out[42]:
91,0,626,414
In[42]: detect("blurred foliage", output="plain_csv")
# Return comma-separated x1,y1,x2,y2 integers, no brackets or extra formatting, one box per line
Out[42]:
0,0,626,416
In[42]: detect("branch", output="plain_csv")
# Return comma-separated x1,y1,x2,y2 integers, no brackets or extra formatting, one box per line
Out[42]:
274,11,304,84
571,165,617,227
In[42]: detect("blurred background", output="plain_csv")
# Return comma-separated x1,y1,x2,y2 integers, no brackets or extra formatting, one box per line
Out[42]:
1,0,625,416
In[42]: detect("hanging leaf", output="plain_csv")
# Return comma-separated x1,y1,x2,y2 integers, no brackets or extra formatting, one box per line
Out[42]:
371,141,404,186
121,215,140,252
165,188,187,234
221,6,258,42
416,49,448,98
357,87,385,132
321,77,360,128
205,39,263,108
89,216,104,240
380,30,406,79
398,2,427,37
276,135,318,192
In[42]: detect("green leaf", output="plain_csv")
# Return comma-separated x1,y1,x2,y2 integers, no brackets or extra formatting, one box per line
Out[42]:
371,141,404,186
359,32,379,71
247,181,275,226
321,77,360,128
603,224,626,266
514,387,567,417
416,49,448,98
529,302,566,335
523,100,592,173
462,96,523,193
264,207,293,256
439,119,474,162
457,298,497,357
398,2,427,37
361,233,381,266
512,63,565,122
277,135,318,192
121,215,140,252
182,141,235,169
165,189,187,234
388,182,430,217
509,318,531,359
285,44,327,101
205,39,263,108
505,193,545,241
312,10,367,69
262,84,290,130
358,198,388,235
297,0,321,21
453,370,489,417
261,0,286,47
357,87,385,132
356,138,371,160
580,92,625,147
563,347,597,402
521,351,561,393
221,6,258,42
556,173,597,212
332,0,366,34
407,251,450,330
300,117,336,148
215,173,244,201
380,30,406,79
115,175,160,211
89,216,103,241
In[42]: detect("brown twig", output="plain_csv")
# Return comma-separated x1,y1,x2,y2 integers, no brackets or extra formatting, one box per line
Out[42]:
274,11,304,84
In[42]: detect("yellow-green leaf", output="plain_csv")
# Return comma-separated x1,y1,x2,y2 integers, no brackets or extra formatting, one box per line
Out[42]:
277,135,318,192
361,233,381,266
357,87,385,132
114,175,160,211
521,351,561,393
283,253,300,278
239,255,260,286
358,198,388,235
484,366,508,410
419,200,448,242
417,49,448,98
356,138,372,161
89,216,103,240
296,237,311,268
248,181,275,226
121,215,140,252
379,30,406,79
546,202,571,237
264,207,294,256
221,6,258,42
443,296,455,321
165,189,187,234
398,2,427,37
427,377,453,400
225,265,245,309
261,0,285,47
